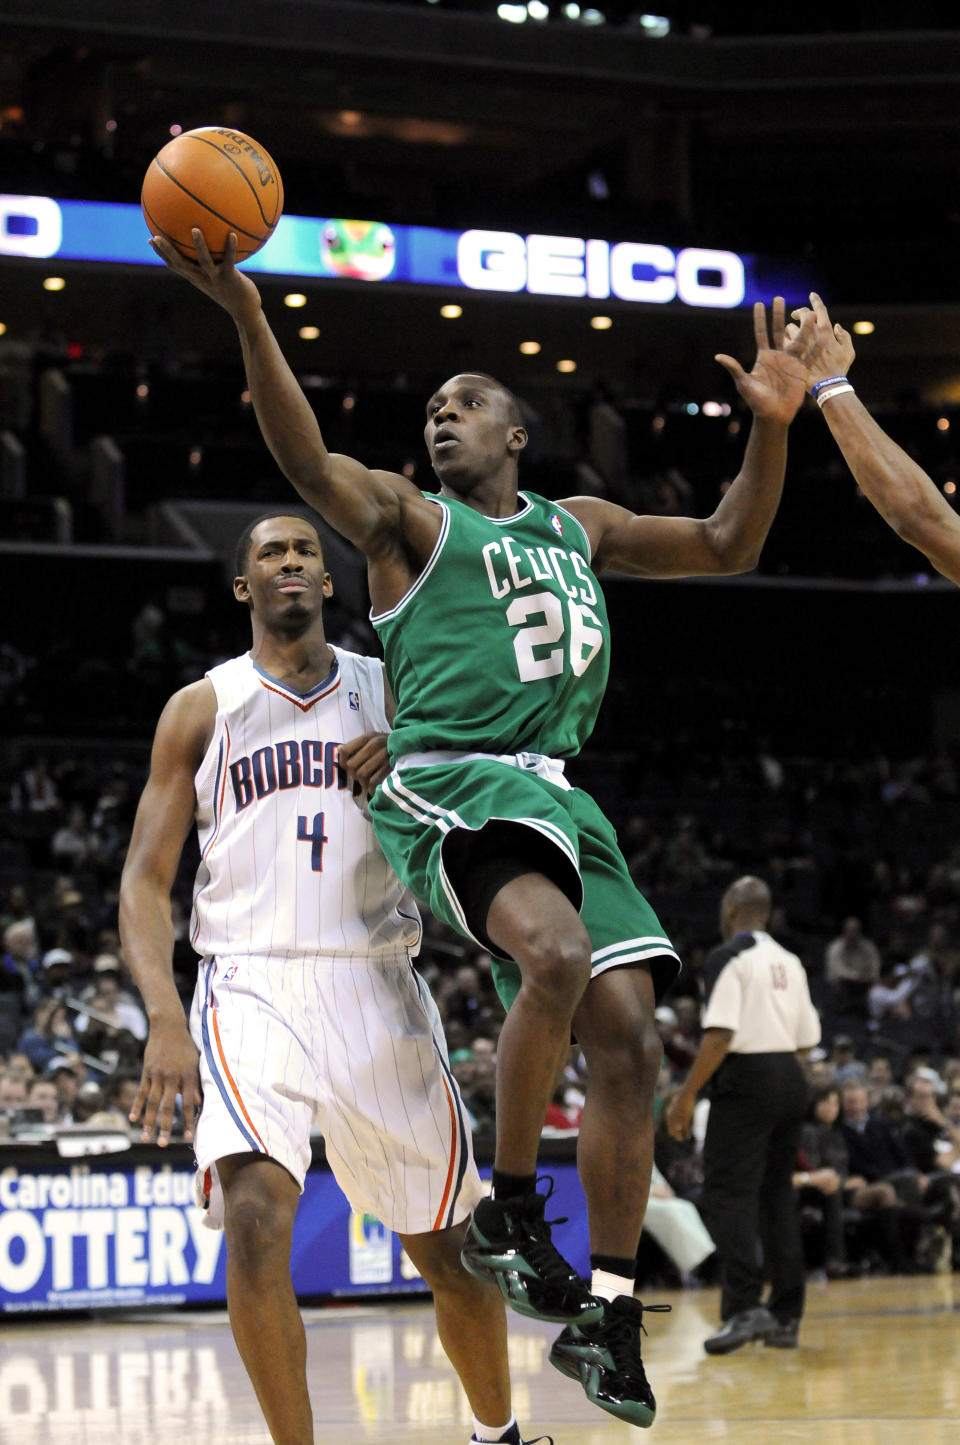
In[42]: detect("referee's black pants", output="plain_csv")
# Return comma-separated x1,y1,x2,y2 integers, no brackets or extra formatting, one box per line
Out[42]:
701,1052,808,1323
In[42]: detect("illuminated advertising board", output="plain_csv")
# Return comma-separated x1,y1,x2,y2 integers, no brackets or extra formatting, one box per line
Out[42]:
0,1156,426,1313
0,195,810,308
0,1152,588,1314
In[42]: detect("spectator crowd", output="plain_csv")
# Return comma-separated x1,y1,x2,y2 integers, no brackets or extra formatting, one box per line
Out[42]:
3,725,960,1288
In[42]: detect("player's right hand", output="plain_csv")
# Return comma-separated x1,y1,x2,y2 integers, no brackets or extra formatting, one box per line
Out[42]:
131,1020,202,1148
150,228,263,325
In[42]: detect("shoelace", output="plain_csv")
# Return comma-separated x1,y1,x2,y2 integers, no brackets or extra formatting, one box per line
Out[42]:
603,1300,672,1378
517,1177,580,1284
633,1300,672,1337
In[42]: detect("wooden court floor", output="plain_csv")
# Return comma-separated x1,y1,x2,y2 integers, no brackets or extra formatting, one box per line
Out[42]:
2,1274,958,1445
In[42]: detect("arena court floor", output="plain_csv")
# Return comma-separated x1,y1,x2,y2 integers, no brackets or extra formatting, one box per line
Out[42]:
2,1274,958,1445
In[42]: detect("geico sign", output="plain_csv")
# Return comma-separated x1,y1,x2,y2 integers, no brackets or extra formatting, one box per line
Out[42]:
457,229,745,308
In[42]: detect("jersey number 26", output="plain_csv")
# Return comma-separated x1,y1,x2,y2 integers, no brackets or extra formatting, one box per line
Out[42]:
507,591,603,683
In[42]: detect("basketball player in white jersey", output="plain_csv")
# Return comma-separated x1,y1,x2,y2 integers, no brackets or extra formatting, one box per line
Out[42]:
118,512,550,1445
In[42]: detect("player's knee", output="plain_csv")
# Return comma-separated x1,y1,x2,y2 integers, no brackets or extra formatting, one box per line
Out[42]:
403,1227,493,1300
410,1238,468,1295
223,1173,296,1261
517,924,592,1010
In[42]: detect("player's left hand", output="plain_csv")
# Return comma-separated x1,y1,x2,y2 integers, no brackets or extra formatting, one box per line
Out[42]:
784,291,856,388
339,731,391,793
714,297,813,425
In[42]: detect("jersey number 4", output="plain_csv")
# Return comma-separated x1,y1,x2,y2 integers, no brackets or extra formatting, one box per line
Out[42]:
298,813,328,871
507,591,603,683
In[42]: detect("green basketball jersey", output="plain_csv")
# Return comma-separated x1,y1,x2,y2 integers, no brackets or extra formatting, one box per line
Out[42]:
373,490,610,762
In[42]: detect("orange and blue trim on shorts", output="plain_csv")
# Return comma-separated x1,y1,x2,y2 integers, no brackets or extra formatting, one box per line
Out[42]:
199,957,268,1156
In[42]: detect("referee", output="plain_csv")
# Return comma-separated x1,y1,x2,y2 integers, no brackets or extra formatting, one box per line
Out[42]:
666,876,821,1354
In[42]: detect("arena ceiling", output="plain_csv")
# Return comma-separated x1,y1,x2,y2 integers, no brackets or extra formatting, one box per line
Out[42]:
3,1,960,400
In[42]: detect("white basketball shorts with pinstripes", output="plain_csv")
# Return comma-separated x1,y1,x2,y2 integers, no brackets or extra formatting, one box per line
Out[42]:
188,949,483,1236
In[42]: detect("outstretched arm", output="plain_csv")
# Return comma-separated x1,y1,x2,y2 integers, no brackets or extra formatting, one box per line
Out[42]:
787,292,960,586
119,682,212,1145
566,298,813,577
150,230,430,560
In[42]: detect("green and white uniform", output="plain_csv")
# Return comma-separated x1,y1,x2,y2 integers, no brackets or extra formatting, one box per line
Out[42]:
368,489,679,1004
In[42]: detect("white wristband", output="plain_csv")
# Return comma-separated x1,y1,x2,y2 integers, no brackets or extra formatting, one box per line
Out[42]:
815,383,854,409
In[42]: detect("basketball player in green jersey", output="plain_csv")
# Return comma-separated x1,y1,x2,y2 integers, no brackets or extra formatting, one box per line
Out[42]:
152,227,815,1428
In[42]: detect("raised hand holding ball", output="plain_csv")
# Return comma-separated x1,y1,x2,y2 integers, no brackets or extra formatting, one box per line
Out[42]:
141,127,283,263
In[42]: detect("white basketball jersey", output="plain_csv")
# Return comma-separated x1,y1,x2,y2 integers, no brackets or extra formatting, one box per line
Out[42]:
191,647,421,958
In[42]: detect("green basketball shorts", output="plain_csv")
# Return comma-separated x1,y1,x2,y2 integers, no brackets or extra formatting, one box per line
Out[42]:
368,751,681,1008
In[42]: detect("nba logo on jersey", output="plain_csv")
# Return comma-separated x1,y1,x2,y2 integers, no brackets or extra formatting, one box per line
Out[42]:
549,513,563,536
348,690,360,710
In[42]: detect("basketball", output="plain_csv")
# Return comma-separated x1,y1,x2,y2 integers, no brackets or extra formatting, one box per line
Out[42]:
141,126,284,263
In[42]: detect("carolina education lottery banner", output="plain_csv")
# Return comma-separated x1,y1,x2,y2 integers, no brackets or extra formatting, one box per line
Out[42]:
0,194,812,310
0,1154,588,1314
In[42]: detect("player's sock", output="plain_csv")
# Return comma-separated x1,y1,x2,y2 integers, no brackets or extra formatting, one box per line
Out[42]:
589,1254,636,1302
471,1413,516,1442
491,1169,537,1201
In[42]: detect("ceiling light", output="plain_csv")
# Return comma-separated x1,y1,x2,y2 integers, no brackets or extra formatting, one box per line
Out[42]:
42,277,65,292
440,304,462,319
284,293,307,308
852,320,874,335
497,3,527,20
0,323,6,336
527,0,550,17
519,341,541,355
590,315,612,330
298,325,320,340
557,359,577,373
